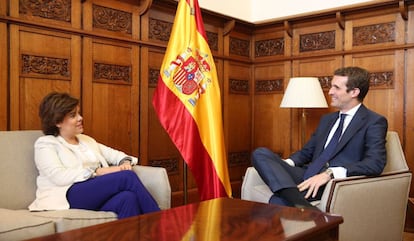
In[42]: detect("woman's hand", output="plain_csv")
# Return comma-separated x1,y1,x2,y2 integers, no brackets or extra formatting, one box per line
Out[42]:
119,161,133,170
94,166,124,176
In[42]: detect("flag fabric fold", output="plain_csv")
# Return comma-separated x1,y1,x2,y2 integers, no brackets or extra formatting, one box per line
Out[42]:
152,0,232,200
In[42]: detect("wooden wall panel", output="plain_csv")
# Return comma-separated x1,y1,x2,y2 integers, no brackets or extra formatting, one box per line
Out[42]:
9,0,81,29
0,22,7,130
253,62,289,156
9,27,81,130
405,8,414,196
344,12,405,139
225,62,252,197
82,38,139,156
144,48,186,206
293,22,343,55
2,0,414,206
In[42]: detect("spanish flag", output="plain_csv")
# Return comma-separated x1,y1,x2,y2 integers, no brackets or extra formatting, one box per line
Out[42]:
152,0,232,200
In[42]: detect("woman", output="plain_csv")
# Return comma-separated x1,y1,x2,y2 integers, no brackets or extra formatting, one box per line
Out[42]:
28,92,160,218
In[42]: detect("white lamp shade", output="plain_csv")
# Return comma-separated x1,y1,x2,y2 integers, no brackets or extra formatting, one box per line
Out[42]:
280,77,328,108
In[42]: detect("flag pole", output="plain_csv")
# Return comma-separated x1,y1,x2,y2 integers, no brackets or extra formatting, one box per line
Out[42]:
183,161,188,204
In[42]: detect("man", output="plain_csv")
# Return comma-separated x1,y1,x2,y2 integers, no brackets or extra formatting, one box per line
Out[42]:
252,66,388,209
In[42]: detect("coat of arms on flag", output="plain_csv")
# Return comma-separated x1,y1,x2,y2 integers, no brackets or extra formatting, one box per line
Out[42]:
163,47,211,106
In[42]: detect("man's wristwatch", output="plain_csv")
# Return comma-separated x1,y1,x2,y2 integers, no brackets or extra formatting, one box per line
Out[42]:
325,169,334,179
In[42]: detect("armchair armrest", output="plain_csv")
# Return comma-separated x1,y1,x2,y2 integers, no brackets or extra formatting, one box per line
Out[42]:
241,167,272,203
318,171,412,241
132,165,171,210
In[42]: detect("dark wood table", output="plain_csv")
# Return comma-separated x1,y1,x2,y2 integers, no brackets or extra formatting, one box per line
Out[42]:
24,198,343,241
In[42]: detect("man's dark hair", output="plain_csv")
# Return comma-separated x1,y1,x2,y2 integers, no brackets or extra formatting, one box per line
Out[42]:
39,92,79,136
334,66,370,102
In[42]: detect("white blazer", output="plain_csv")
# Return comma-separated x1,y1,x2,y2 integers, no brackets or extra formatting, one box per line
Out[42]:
28,134,138,211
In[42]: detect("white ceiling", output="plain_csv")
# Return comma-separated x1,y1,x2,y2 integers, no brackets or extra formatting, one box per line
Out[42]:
198,0,389,24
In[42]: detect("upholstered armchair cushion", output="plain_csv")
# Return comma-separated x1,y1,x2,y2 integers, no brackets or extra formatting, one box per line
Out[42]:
241,131,412,241
0,130,171,241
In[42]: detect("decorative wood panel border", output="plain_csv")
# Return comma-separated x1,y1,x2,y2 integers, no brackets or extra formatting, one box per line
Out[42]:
369,71,394,89
149,158,179,174
229,79,249,95
21,54,70,80
318,76,333,90
299,30,336,52
206,31,218,51
317,71,394,90
149,68,160,88
92,4,132,34
93,62,131,85
149,18,172,42
255,79,284,94
19,0,71,22
353,22,395,46
230,37,250,57
255,38,284,57
228,151,250,167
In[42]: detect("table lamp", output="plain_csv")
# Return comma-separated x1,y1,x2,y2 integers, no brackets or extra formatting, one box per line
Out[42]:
280,77,328,146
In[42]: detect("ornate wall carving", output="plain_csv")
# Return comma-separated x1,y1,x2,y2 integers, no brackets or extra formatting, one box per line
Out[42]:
255,79,284,94
93,63,131,83
255,38,284,57
299,30,335,52
19,0,71,22
229,79,249,94
228,151,250,167
230,37,250,57
353,22,395,46
369,71,394,88
318,71,393,90
93,4,132,34
149,158,179,174
149,68,160,87
149,18,172,42
318,76,333,90
206,31,218,51
21,54,70,78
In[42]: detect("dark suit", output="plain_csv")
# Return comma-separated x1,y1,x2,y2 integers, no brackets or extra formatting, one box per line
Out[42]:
252,104,388,200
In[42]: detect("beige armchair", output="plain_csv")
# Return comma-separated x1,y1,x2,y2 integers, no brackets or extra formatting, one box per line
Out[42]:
241,131,412,241
0,130,171,241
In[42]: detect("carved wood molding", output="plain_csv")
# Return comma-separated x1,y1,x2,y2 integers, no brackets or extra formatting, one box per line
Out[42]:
336,11,345,30
139,0,153,16
149,68,160,87
284,20,292,38
223,19,235,36
353,22,395,46
149,158,179,175
228,151,250,167
229,79,249,95
19,0,71,22
206,31,218,51
93,62,131,84
318,71,394,90
92,4,132,34
369,71,394,89
229,37,250,57
255,79,284,94
255,38,284,57
299,30,336,52
399,0,408,21
21,54,70,79
149,18,172,42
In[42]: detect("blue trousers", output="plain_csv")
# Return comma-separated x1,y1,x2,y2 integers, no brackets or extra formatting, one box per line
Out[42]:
67,170,160,219
252,147,323,206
